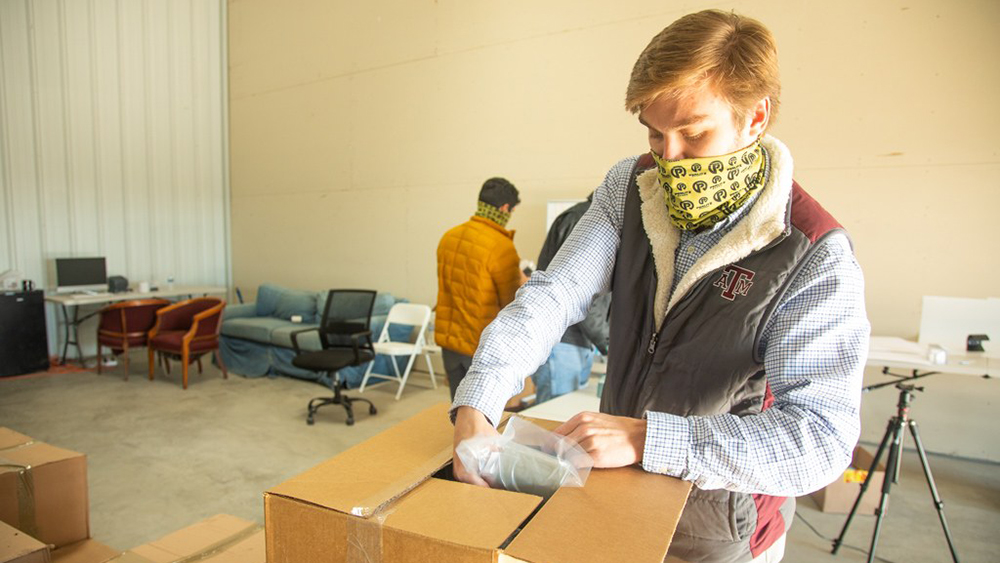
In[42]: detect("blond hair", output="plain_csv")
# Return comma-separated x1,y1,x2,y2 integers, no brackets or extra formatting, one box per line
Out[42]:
625,10,781,128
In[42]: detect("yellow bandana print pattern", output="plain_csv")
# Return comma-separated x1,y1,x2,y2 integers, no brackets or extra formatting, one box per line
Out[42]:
651,140,766,231
475,201,511,228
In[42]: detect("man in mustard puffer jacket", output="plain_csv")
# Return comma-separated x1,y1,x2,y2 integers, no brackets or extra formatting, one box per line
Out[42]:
436,178,524,399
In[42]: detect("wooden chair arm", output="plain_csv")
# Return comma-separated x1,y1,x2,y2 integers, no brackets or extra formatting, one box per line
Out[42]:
183,302,226,347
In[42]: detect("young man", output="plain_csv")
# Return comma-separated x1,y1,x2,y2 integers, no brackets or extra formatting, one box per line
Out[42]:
451,10,870,562
435,177,524,400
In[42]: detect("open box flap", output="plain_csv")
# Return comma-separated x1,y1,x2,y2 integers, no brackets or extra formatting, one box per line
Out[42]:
267,403,456,517
505,466,691,563
380,477,542,551
496,415,691,562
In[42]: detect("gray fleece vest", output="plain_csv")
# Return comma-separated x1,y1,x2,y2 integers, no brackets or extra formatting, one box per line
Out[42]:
603,152,847,562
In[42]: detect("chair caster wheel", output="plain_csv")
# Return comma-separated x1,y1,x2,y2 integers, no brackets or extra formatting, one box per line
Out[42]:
369,406,377,415
307,416,315,426
346,418,355,426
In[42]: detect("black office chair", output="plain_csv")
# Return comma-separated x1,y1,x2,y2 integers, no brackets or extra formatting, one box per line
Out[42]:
292,289,379,426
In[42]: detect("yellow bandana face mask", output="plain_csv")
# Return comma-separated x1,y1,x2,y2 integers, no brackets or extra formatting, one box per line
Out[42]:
475,201,511,228
650,140,766,231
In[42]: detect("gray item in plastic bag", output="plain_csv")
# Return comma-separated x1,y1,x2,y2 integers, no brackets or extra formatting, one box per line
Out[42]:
456,416,593,497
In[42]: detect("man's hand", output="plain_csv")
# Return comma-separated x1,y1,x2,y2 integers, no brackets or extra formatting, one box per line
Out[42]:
553,411,647,468
452,406,499,487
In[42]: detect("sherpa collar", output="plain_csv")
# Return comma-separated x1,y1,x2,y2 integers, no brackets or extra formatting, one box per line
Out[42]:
637,134,794,327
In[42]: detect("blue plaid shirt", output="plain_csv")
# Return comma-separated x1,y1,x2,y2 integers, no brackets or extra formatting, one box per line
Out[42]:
453,153,870,497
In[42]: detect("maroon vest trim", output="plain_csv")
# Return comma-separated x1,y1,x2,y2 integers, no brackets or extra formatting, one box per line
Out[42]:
636,152,655,170
750,494,787,557
790,181,842,243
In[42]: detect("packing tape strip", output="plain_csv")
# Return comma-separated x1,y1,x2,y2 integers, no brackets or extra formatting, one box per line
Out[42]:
0,459,38,539
346,506,394,563
0,440,36,452
350,446,453,517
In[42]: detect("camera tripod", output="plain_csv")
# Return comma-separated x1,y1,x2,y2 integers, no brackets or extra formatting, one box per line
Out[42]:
831,382,960,562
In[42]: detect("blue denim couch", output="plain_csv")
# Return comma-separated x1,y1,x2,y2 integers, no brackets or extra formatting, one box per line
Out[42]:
218,283,407,389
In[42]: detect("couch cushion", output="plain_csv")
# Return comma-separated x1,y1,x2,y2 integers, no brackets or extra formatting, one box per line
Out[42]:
373,293,398,316
255,283,286,318
221,317,295,343
270,325,322,351
274,289,317,322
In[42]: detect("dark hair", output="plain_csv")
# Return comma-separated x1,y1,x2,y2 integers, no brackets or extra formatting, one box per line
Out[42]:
478,177,520,209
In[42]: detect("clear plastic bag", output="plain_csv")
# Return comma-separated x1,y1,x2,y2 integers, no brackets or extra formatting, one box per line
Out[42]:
456,416,594,497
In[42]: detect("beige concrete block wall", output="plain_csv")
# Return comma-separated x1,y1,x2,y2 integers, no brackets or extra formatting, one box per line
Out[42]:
229,1,1000,458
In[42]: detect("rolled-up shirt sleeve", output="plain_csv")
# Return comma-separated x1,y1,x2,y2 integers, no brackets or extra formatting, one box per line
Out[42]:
640,233,871,496
451,157,636,426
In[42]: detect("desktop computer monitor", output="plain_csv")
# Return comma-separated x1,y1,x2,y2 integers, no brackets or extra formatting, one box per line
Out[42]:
55,257,107,293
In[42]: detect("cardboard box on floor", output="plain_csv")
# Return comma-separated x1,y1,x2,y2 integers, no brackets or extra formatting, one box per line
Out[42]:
50,539,118,563
809,445,886,515
0,428,88,549
105,514,263,563
1,519,49,563
265,403,692,563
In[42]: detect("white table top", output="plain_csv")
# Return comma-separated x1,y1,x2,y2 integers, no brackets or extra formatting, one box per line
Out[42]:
44,285,227,307
867,336,996,378
520,386,601,423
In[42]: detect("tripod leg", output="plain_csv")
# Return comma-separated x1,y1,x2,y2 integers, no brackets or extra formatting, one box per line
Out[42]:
907,420,961,562
866,419,906,563
833,419,893,555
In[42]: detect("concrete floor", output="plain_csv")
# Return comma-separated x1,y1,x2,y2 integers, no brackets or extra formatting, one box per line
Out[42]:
1,360,997,562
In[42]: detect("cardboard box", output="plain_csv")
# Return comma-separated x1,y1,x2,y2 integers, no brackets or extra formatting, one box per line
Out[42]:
0,428,88,549
50,540,118,563
0,519,50,563
265,404,691,563
106,514,263,563
809,445,886,514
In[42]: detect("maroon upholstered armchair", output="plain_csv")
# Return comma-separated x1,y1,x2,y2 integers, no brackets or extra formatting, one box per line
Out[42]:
96,299,170,380
147,297,227,389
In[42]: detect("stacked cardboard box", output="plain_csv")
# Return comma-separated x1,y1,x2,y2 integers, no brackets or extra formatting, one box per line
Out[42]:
0,428,118,563
0,427,266,563
265,403,692,563
0,428,89,551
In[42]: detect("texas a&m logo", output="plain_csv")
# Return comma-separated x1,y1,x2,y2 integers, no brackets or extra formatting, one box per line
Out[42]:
713,265,755,301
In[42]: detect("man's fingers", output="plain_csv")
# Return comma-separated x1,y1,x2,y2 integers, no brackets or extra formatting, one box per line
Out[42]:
553,411,596,435
455,464,490,487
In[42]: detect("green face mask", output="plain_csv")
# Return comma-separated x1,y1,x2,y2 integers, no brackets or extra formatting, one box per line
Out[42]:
650,140,766,231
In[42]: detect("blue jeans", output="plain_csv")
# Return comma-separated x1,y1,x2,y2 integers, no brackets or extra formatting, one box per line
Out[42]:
531,342,595,404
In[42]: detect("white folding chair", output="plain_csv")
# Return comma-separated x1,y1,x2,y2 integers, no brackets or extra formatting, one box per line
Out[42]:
359,303,436,400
